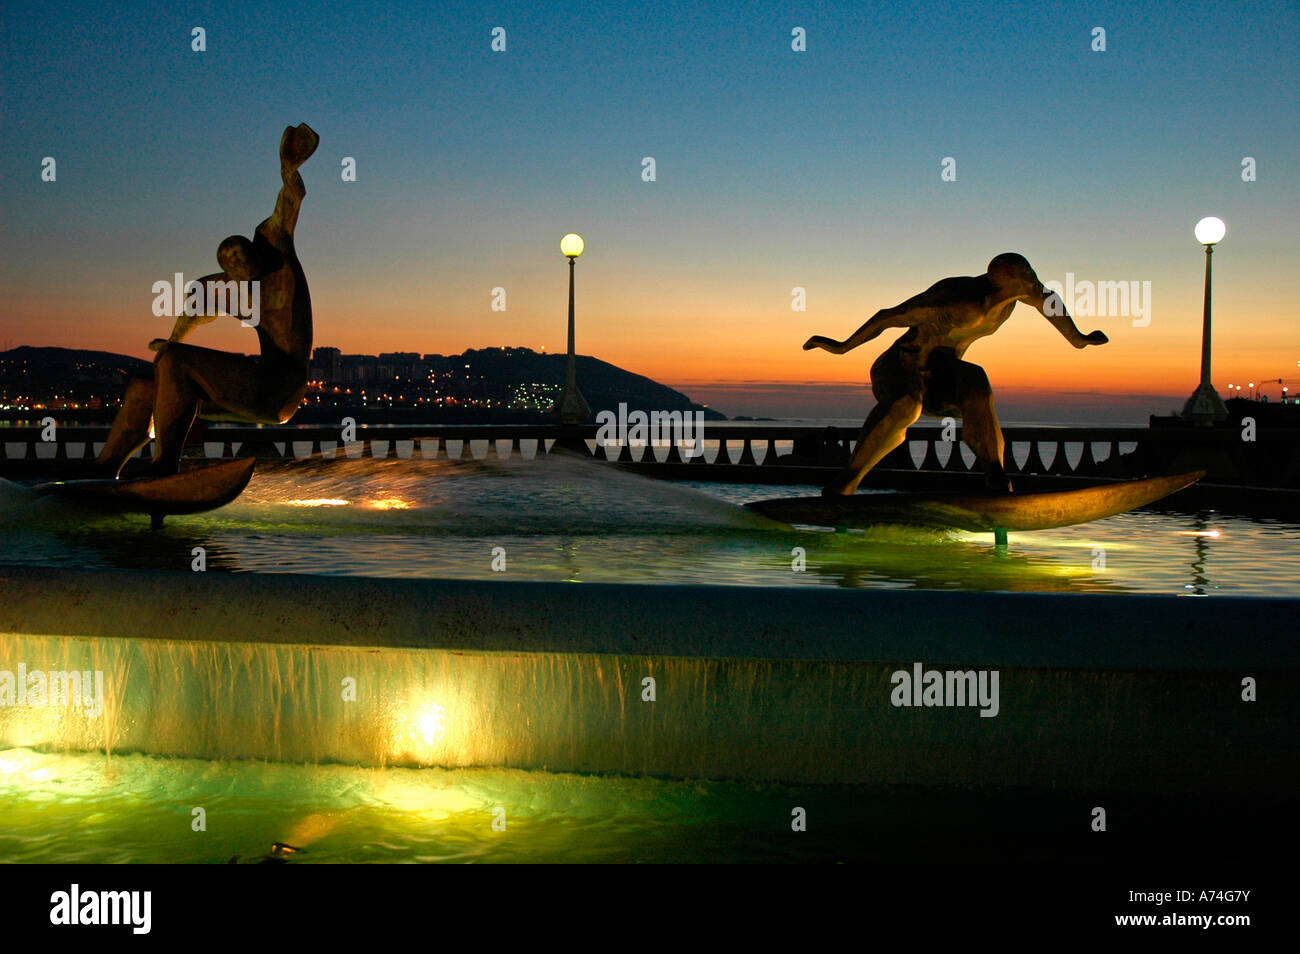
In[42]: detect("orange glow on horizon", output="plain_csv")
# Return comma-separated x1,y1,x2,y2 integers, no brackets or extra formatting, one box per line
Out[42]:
10,258,1293,410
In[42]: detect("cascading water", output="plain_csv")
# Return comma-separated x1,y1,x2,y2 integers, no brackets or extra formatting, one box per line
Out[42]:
2,631,1289,791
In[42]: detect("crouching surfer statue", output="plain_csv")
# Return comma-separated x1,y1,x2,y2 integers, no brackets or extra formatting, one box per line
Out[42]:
96,123,319,477
804,253,1108,496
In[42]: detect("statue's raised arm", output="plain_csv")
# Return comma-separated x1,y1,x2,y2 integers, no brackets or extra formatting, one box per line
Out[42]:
261,123,319,247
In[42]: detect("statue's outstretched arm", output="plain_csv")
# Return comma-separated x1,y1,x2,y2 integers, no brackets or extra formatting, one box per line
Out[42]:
149,271,237,351
1027,285,1108,349
803,305,918,354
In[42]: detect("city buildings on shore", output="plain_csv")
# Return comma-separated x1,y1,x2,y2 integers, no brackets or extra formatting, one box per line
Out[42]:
305,345,560,412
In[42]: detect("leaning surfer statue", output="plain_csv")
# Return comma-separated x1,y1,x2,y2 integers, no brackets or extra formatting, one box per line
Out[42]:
96,123,319,477
804,253,1108,496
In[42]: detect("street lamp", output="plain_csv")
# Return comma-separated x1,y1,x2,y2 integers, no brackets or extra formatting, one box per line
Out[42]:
1181,216,1229,425
560,232,584,258
554,232,591,426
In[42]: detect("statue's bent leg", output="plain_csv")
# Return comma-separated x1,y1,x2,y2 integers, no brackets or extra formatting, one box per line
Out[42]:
95,374,157,476
149,347,204,475
825,394,923,496
955,361,1010,492
824,349,922,496
148,344,268,475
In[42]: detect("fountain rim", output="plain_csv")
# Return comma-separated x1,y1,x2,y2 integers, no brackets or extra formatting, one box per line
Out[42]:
2,566,1297,672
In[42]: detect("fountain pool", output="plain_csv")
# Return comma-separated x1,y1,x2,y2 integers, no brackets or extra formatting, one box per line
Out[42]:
1,455,1296,594
1,455,1296,863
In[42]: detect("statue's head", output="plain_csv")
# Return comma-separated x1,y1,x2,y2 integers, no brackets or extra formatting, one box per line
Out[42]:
217,236,255,279
986,252,1038,292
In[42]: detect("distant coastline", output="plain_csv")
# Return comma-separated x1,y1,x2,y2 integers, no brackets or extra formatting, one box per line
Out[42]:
3,345,1282,430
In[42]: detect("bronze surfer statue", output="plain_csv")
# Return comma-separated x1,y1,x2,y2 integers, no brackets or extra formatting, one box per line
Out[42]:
804,253,1108,495
97,123,319,477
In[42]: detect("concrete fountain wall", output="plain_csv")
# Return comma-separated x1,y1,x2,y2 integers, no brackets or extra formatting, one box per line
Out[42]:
1,567,1295,790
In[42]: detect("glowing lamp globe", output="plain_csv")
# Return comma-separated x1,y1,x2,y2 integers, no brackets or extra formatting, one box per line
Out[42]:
560,233,585,258
1194,216,1226,246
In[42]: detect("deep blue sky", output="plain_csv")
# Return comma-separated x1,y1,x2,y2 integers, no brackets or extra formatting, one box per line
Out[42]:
3,0,1297,418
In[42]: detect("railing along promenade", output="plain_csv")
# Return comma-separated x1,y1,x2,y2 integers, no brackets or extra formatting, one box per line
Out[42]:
2,423,1297,502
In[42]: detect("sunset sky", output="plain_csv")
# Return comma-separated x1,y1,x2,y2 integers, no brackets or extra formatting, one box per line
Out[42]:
2,0,1297,421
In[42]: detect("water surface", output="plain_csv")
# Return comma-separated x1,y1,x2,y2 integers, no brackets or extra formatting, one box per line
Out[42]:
1,456,1294,595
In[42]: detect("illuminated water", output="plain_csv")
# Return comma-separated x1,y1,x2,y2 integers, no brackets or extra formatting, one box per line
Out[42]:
1,456,1295,863
1,456,1296,595
0,749,1273,864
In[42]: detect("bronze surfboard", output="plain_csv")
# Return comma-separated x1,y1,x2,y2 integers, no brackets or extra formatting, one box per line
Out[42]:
746,471,1206,532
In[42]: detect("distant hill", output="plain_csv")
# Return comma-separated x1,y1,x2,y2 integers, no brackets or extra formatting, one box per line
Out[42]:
0,346,151,413
0,345,726,422
1,346,151,379
453,346,725,421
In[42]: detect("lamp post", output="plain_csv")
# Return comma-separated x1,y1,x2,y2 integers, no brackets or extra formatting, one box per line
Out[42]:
1181,216,1229,425
555,232,591,426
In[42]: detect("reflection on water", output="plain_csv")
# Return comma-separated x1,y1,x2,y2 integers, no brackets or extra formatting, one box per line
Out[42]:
1,456,1296,595
0,748,1275,864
